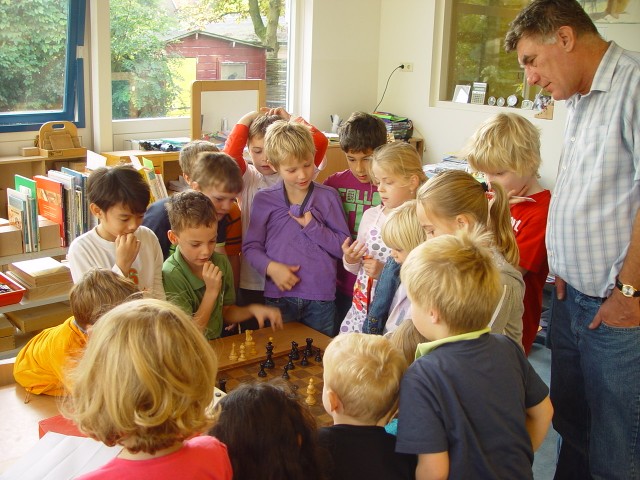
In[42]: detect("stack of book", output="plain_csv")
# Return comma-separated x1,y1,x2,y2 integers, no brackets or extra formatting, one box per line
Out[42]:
5,257,72,302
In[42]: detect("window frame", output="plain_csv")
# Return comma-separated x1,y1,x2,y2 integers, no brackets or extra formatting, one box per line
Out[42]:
0,0,87,133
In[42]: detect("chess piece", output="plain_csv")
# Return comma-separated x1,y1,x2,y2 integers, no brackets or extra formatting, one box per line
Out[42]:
239,344,246,361
265,352,275,369
258,362,267,378
268,336,275,349
250,343,257,356
282,365,290,380
314,348,322,363
304,337,314,357
300,351,309,367
266,342,274,355
228,342,238,362
286,353,296,370
290,341,300,360
218,378,227,393
245,329,255,346
305,378,317,406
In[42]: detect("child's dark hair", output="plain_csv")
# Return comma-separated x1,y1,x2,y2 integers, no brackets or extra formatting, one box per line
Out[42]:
191,152,243,194
209,381,325,480
338,112,388,153
249,114,281,143
87,166,150,214
166,190,217,234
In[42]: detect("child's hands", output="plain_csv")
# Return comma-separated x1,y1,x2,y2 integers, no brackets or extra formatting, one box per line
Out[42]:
342,238,368,264
363,257,384,279
202,261,223,295
260,107,291,121
289,211,313,228
115,233,140,274
249,304,284,331
267,262,300,291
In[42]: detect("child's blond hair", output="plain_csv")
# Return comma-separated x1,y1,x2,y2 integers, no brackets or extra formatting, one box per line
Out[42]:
381,200,427,253
190,151,243,193
371,142,427,186
401,229,502,334
264,120,315,169
64,299,218,454
323,333,407,423
166,190,217,234
417,170,519,267
462,113,542,177
69,269,141,329
388,319,427,364
178,140,219,178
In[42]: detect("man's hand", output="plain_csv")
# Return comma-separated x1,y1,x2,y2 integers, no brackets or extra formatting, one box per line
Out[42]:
289,211,313,228
267,262,300,291
250,304,284,331
202,261,223,296
115,233,140,274
342,238,368,264
363,257,384,279
590,290,640,329
260,107,291,121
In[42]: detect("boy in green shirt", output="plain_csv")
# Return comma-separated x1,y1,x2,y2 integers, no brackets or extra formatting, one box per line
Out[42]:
163,191,282,340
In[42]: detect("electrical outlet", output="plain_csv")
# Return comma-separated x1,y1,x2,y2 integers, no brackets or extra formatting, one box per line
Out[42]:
401,62,413,72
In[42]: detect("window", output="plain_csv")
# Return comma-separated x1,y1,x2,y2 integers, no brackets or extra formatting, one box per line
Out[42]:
0,0,86,132
110,0,289,120
444,1,538,104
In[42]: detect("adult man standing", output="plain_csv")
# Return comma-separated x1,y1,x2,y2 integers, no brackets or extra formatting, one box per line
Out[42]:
505,1,639,479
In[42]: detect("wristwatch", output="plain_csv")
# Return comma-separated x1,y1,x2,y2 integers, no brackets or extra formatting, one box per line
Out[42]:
615,277,640,297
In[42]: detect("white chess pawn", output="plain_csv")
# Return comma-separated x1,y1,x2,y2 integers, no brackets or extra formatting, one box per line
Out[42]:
228,342,238,362
305,378,317,406
238,344,246,361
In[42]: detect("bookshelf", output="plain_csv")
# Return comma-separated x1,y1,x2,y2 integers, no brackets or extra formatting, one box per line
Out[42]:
100,150,181,189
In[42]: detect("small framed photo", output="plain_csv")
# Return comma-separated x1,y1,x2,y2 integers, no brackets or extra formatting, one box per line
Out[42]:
452,85,471,103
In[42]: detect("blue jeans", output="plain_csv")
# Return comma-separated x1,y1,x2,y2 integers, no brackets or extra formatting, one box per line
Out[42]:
266,297,335,337
549,284,640,480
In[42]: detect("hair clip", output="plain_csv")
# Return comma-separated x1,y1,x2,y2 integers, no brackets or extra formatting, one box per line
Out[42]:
481,181,489,192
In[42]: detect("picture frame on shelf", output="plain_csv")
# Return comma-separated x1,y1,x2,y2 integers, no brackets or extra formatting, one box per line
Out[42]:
452,85,471,103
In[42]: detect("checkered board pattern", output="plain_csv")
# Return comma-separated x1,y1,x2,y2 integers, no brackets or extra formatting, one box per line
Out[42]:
217,347,332,427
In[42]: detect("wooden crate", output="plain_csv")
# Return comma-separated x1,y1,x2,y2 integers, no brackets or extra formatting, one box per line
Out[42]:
38,121,87,159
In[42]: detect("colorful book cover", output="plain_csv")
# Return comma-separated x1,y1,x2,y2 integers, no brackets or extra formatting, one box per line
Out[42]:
47,170,77,245
34,175,66,247
61,167,89,234
6,188,28,253
15,175,39,252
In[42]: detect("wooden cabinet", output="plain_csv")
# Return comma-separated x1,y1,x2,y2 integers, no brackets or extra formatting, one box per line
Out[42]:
100,150,181,188
315,136,424,184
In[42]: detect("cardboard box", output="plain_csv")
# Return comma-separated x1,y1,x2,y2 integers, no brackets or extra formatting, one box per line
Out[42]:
39,216,61,250
5,301,71,332
0,224,23,256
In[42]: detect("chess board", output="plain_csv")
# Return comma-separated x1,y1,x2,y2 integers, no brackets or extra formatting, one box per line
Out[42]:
209,323,333,427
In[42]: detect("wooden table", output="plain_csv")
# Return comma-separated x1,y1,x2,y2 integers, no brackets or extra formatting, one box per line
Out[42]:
0,323,333,472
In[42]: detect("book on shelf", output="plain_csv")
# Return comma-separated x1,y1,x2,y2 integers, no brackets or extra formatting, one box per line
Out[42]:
34,175,66,247
15,175,40,252
8,257,72,288
3,271,72,301
6,188,30,253
47,170,78,246
129,155,168,203
61,166,90,234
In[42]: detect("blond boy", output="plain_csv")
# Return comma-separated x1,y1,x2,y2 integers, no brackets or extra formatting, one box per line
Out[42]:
14,269,140,396
319,333,416,480
163,190,282,340
242,121,350,336
463,112,551,354
396,230,553,480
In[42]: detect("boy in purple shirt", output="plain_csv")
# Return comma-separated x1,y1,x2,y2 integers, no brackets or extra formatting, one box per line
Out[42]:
243,121,350,336
323,112,387,333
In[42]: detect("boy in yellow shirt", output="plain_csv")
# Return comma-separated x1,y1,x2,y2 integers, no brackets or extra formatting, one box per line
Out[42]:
13,269,140,396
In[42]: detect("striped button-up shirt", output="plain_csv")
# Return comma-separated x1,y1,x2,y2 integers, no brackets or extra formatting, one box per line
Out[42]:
547,42,640,298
